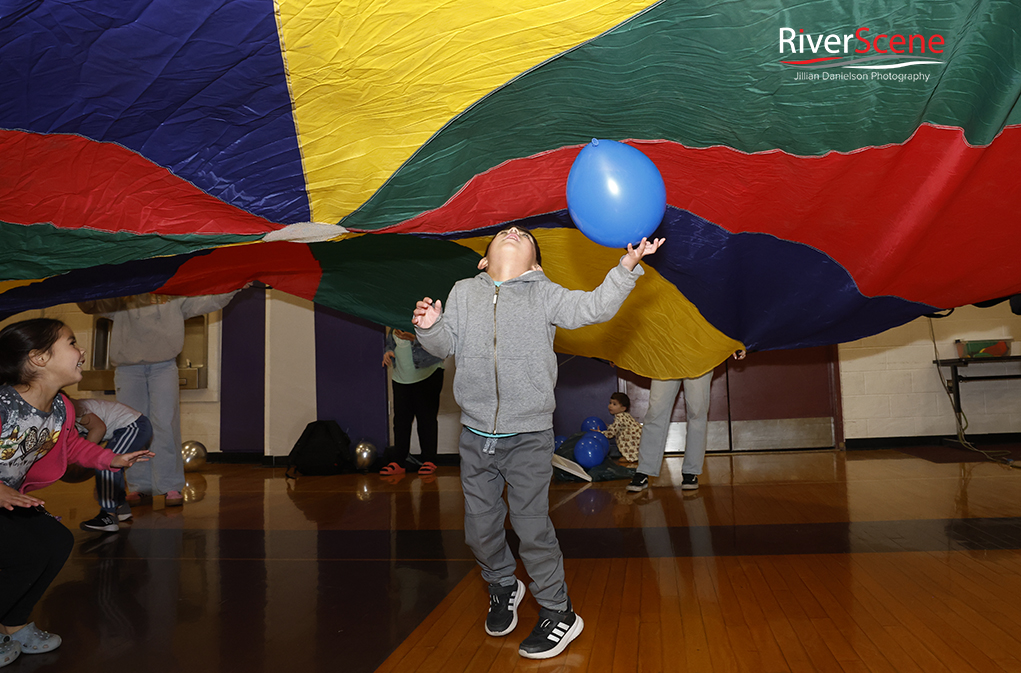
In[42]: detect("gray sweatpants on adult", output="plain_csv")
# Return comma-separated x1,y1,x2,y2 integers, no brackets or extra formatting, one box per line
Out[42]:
116,360,185,495
636,369,713,478
459,427,569,611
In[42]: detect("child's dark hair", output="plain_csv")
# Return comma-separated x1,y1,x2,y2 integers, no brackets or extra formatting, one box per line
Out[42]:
0,318,67,386
484,227,542,266
610,392,631,411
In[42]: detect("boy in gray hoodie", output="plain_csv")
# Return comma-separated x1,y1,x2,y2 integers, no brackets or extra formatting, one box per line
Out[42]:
413,226,662,659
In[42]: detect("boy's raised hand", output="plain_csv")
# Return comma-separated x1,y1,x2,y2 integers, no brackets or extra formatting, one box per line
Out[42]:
412,297,443,329
622,237,666,271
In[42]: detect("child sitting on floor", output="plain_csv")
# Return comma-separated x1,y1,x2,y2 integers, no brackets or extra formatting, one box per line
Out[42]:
602,392,641,463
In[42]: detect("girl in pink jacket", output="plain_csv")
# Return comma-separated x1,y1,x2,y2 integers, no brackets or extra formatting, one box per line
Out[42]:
0,318,152,665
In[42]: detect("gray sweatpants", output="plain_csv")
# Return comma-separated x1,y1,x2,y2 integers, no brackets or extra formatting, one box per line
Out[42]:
636,370,713,478
459,427,569,611
116,360,185,494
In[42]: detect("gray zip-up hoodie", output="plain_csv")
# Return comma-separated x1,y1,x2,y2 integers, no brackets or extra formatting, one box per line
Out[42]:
415,261,643,434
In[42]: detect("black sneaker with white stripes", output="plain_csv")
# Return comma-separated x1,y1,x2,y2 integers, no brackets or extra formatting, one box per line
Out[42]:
518,600,584,659
626,472,649,492
485,578,524,636
79,511,119,533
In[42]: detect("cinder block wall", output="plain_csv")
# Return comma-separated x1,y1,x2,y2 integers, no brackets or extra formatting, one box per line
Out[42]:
839,303,1021,439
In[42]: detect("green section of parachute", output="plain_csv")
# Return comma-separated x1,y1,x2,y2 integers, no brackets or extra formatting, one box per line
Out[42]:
310,234,482,331
340,0,1021,232
0,220,261,282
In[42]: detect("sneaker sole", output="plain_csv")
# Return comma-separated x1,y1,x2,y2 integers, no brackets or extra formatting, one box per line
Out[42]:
485,579,524,637
80,523,119,533
626,482,648,492
680,483,699,490
518,615,584,659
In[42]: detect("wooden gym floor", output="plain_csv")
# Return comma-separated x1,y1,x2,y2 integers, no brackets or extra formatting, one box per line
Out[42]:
20,447,1021,673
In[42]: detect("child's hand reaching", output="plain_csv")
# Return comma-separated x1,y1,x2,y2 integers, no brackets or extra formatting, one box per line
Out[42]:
0,483,44,511
111,450,155,469
622,237,666,271
412,298,442,329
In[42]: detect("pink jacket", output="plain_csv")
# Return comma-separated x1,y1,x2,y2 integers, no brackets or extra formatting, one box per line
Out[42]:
18,393,116,494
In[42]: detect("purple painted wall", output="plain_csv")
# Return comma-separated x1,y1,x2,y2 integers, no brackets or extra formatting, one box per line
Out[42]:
552,355,619,437
314,306,389,450
220,285,266,453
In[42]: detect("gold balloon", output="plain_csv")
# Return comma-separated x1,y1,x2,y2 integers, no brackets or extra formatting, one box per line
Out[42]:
181,440,207,472
353,441,377,470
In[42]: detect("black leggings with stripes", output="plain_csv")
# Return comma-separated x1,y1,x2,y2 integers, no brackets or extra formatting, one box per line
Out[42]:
93,416,153,512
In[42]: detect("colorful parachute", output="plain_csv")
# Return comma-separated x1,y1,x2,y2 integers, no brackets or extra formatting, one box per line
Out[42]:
2,0,1019,379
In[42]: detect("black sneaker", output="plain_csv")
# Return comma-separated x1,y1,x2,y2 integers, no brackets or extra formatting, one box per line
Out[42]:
80,511,119,533
626,473,649,492
485,578,524,636
518,601,584,659
681,474,699,490
115,503,133,522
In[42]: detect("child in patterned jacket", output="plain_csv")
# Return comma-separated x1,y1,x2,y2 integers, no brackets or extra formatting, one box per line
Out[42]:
602,392,642,463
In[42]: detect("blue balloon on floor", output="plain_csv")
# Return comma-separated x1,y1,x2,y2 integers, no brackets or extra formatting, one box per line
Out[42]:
566,139,666,248
572,433,604,469
554,435,567,450
588,431,610,460
580,416,607,432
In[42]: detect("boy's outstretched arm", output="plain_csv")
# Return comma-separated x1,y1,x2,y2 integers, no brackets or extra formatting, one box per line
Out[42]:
547,237,665,329
622,237,665,272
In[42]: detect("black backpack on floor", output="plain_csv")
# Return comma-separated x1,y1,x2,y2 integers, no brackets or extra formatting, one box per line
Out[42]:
285,420,353,478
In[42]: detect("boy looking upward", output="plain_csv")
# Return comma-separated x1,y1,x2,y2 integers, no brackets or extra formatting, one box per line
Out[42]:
413,226,663,659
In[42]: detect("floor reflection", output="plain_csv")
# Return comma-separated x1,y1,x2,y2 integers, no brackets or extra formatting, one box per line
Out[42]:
22,449,1021,673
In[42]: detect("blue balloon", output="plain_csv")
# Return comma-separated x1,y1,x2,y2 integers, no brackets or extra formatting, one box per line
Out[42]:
554,435,567,450
566,139,667,248
573,434,604,469
587,431,610,460
580,416,607,432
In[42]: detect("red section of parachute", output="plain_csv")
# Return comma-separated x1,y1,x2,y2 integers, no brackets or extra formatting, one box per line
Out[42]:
0,130,281,236
157,242,322,300
384,148,577,236
382,124,1021,307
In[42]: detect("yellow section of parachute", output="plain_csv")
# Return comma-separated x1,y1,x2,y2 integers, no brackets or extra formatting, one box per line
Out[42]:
455,228,743,379
275,0,658,224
